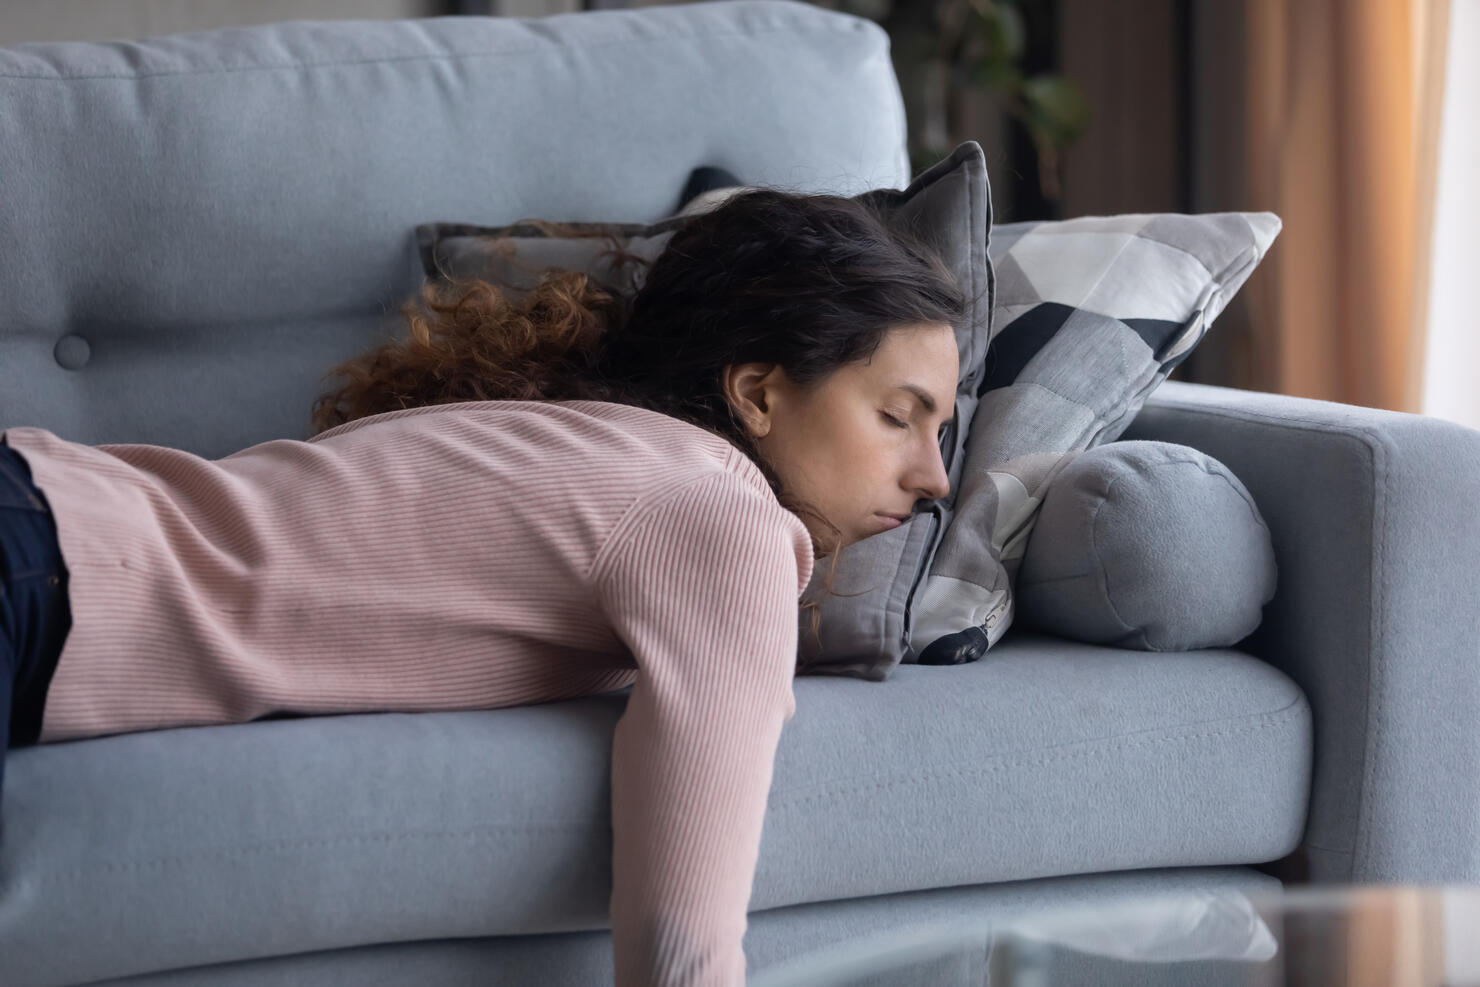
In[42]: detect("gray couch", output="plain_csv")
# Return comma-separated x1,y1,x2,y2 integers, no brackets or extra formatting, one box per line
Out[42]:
1,2,1476,985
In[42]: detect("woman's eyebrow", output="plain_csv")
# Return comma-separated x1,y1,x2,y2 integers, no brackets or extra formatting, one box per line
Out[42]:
893,383,939,415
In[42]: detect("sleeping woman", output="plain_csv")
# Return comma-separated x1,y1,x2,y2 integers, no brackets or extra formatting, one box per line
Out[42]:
0,186,962,987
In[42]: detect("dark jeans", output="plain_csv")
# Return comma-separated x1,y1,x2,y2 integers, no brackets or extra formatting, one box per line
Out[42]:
0,436,72,808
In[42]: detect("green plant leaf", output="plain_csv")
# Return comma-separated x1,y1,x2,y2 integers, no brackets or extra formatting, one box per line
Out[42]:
976,1,1026,62
1021,75,1091,145
968,60,1021,89
958,0,1024,89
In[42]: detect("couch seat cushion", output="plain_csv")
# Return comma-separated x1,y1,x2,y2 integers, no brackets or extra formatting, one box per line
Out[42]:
0,629,1310,986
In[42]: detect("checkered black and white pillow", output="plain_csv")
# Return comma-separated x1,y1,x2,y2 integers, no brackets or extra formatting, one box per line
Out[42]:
908,211,1282,665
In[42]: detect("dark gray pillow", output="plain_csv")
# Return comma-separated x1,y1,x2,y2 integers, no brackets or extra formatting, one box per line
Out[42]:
1015,440,1277,651
414,140,995,680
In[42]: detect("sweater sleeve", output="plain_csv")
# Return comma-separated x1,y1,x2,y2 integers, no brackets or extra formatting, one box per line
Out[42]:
590,469,813,987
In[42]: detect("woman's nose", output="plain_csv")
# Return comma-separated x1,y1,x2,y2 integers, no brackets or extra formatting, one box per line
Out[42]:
912,444,951,503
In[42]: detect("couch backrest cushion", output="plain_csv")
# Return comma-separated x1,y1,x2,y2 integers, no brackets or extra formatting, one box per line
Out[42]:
0,0,909,457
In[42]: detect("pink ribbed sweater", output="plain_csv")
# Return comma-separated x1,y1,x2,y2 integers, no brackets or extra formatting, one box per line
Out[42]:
2,398,815,987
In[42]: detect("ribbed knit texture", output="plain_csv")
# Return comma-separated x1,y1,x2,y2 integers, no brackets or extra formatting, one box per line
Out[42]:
2,398,814,987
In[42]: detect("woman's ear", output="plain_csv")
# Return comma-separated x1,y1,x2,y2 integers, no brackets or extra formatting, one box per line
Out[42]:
721,362,780,439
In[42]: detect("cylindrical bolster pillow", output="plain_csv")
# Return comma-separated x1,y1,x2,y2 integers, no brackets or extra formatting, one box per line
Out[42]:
1016,440,1277,652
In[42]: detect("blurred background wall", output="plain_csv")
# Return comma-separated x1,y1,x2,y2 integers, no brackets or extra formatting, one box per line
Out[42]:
2,0,1473,425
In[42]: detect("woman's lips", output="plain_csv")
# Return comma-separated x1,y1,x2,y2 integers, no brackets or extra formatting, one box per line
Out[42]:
875,513,904,529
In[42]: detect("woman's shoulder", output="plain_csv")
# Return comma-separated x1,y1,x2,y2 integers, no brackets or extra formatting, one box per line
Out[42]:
311,397,768,479
311,398,720,448
592,457,815,599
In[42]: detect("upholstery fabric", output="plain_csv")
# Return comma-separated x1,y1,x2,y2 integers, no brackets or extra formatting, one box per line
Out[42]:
417,140,995,680
0,0,911,457
908,212,1282,668
1016,440,1277,651
0,629,1309,986
1124,380,1480,884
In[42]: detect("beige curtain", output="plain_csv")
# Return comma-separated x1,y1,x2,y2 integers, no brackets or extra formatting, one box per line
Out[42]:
1242,0,1450,412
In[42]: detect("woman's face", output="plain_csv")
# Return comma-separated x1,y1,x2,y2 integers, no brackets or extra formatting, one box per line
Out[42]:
723,323,959,558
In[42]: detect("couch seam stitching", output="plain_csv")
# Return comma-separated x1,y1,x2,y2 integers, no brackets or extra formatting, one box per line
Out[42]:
32,822,602,884
772,698,1309,811
0,23,870,81
1088,471,1140,642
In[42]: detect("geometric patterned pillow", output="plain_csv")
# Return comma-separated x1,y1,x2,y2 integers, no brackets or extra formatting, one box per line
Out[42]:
906,211,1283,666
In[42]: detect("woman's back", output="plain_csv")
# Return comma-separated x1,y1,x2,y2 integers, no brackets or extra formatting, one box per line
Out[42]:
2,399,814,744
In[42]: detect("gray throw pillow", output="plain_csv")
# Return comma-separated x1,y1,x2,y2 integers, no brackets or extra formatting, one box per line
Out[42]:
1016,440,1277,651
414,140,995,680
908,211,1283,667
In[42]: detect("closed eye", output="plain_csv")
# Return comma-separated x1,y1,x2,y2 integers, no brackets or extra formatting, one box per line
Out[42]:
883,411,951,439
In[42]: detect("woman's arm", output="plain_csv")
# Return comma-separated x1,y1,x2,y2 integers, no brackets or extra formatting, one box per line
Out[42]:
591,471,811,987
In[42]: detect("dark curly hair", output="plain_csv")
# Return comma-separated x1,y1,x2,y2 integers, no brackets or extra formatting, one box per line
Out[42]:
309,187,968,667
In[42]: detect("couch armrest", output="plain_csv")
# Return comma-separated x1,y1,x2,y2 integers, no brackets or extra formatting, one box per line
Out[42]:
1121,380,1480,884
